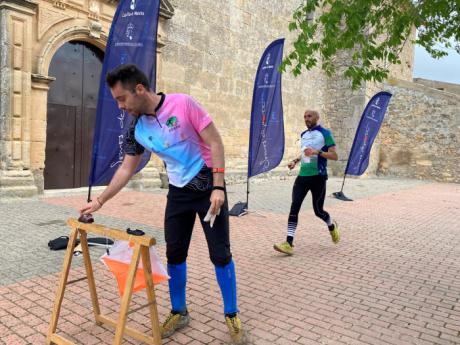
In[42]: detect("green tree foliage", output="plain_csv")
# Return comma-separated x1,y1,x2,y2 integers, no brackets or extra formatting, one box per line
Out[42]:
280,0,460,89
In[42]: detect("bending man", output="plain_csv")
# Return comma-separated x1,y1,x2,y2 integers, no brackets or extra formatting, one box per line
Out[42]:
80,64,244,344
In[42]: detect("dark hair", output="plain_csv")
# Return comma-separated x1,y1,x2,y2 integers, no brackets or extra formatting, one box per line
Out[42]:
106,63,150,91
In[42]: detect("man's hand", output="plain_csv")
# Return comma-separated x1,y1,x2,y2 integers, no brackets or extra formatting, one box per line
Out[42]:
304,147,316,157
204,206,221,228
79,199,102,215
209,189,225,215
288,161,296,170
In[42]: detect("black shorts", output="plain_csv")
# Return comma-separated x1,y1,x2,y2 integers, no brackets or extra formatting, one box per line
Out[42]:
164,167,232,267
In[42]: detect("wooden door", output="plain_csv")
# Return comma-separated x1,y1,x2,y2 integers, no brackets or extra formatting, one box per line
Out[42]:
44,41,103,189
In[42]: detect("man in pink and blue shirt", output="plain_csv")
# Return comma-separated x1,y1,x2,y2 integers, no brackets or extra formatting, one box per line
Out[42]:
80,64,245,344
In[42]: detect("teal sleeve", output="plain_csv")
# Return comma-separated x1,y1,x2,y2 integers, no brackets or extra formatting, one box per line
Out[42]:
324,129,335,148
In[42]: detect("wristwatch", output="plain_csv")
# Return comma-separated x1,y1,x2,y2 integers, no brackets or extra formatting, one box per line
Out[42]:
317,150,324,156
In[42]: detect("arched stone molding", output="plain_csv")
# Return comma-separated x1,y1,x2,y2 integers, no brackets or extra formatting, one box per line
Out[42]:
36,25,108,77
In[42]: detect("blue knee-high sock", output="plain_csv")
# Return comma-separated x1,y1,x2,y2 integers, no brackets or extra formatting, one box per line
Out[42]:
214,260,238,315
168,262,187,313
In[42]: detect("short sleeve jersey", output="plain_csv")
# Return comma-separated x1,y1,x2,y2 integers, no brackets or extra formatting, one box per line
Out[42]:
299,125,335,177
124,93,213,187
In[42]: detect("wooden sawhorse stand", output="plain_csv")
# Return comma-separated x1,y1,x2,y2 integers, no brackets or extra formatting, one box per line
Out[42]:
46,218,162,345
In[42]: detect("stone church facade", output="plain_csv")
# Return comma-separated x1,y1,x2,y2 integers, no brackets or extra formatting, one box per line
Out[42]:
0,0,456,198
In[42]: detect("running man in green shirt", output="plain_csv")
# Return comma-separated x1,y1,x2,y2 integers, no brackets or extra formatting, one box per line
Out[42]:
274,110,340,255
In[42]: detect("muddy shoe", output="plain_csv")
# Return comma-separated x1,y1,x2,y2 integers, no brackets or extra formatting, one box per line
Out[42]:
160,310,190,338
225,314,247,344
273,241,294,255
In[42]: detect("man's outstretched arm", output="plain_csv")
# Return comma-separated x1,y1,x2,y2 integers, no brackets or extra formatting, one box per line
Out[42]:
80,154,142,215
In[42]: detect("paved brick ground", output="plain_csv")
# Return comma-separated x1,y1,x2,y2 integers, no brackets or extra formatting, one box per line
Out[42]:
1,178,459,344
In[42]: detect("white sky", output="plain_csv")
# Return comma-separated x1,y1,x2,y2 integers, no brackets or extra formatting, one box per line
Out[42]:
413,45,460,84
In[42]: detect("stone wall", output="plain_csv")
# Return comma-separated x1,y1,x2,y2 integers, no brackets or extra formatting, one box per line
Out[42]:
413,78,460,95
0,1,39,197
311,26,415,177
322,49,368,176
157,0,328,173
387,27,415,83
0,8,10,171
378,78,460,183
158,2,417,179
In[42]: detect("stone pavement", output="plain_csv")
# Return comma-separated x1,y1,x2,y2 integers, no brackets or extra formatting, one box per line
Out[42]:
1,176,460,345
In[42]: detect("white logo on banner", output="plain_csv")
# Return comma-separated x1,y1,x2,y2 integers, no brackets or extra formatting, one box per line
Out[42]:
121,1,144,18
265,53,271,65
126,23,134,40
110,110,126,168
258,96,270,169
264,73,269,84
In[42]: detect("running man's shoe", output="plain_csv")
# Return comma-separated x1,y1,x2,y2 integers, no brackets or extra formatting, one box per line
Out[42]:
330,221,340,244
160,311,190,338
225,314,246,344
273,241,294,255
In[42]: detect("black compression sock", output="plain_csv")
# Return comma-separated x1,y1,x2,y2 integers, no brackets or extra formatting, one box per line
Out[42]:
287,236,293,246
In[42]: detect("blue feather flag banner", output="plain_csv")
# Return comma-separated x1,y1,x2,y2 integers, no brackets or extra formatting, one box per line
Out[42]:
247,39,285,178
89,0,159,186
345,91,392,176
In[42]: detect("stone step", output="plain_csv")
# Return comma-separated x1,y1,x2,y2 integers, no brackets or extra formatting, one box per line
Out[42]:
0,176,36,187
0,185,38,198
0,170,33,177
0,170,36,188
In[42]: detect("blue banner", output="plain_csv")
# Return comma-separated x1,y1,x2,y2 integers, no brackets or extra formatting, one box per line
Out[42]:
89,0,159,186
345,91,392,176
248,39,285,178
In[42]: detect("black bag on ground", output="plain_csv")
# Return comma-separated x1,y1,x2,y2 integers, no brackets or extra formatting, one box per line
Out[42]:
229,202,248,217
48,236,81,250
48,236,70,250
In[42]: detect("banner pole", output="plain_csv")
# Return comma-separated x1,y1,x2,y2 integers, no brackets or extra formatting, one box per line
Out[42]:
332,165,353,201
340,174,346,193
87,185,92,203
246,177,250,209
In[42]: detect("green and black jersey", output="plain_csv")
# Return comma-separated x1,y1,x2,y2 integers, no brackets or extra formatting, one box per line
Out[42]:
299,125,335,177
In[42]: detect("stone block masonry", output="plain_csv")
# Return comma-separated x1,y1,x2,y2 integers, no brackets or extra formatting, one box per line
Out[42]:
379,78,460,183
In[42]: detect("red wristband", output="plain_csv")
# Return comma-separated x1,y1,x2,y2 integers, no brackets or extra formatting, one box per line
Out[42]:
212,168,225,173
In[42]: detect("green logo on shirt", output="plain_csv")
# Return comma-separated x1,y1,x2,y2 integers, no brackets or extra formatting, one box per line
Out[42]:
165,116,178,127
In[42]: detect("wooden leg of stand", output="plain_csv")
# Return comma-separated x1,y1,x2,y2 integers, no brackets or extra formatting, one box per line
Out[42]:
46,228,79,344
79,230,102,325
141,246,162,345
113,243,141,345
